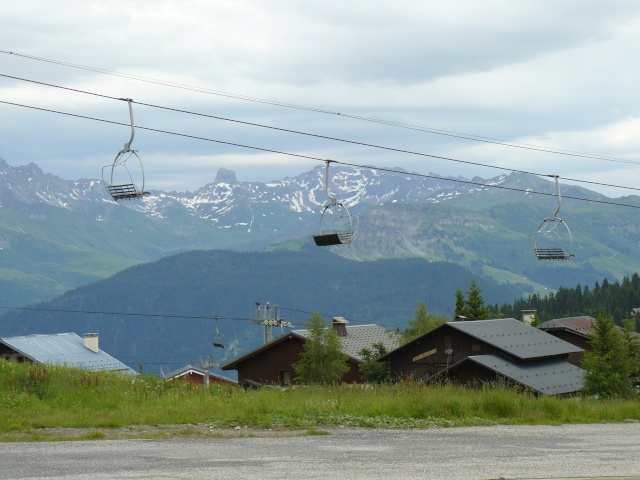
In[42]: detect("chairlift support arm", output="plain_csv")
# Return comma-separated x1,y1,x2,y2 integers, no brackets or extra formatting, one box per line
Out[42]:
122,98,135,151
324,160,337,206
549,174,561,219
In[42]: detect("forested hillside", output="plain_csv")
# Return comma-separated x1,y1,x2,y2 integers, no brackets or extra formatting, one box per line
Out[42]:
0,249,517,375
499,273,640,328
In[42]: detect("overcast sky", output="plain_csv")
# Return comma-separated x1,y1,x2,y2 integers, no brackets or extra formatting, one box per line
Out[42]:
2,1,640,197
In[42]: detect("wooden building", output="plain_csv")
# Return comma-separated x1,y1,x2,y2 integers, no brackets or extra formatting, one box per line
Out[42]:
164,365,237,386
379,318,585,395
537,316,595,367
222,320,398,386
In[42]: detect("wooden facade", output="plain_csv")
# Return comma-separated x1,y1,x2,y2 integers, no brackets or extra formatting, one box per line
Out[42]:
384,323,508,380
537,317,595,367
222,332,364,385
382,319,582,384
168,367,236,386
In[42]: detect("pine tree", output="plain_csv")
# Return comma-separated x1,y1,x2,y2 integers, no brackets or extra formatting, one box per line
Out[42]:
454,289,465,319
465,280,489,320
293,313,349,385
582,310,634,399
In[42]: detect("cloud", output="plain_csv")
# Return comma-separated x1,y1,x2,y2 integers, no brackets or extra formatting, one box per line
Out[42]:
3,1,640,197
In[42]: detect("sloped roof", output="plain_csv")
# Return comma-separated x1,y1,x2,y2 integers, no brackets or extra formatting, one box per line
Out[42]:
537,316,596,337
446,318,582,360
164,364,237,384
293,324,399,361
440,354,585,395
0,333,136,374
222,324,399,371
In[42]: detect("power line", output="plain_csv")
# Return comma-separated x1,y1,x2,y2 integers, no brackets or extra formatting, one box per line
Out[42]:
2,50,638,166
2,98,640,211
0,305,253,322
3,72,640,195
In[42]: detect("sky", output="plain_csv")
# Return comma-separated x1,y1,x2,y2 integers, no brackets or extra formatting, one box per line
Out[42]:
2,1,640,197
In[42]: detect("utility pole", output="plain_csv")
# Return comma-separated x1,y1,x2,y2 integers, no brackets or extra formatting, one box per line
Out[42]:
196,315,225,387
251,302,293,344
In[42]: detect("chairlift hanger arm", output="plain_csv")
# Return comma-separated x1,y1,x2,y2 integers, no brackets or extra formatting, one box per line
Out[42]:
120,98,135,151
324,160,337,205
544,174,562,219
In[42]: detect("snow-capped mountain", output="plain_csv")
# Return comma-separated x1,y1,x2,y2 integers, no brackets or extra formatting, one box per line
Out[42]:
0,154,635,308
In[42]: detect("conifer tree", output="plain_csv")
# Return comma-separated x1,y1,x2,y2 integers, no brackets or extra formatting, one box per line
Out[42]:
465,280,489,320
293,313,349,385
454,289,465,319
582,310,634,399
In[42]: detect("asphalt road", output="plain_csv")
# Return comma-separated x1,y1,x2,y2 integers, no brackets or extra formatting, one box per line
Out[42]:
1,423,639,479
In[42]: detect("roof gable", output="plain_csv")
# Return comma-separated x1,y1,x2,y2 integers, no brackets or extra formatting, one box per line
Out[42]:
0,333,136,374
164,364,237,384
222,324,399,371
537,316,596,337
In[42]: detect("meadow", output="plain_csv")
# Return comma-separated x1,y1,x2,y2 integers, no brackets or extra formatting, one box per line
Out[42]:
1,360,639,441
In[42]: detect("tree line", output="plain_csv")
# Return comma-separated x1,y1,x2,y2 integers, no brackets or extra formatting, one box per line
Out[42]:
495,273,640,329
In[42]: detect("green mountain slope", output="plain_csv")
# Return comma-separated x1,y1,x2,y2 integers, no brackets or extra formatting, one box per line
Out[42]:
0,249,517,375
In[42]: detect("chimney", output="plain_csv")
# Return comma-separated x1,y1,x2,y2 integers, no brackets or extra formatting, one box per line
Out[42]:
83,333,99,353
521,310,537,326
332,317,349,337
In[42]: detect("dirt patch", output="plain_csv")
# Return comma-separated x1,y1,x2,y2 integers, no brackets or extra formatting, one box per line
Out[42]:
0,424,318,442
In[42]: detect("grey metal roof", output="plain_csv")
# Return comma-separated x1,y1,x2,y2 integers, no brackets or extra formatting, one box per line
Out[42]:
294,324,400,361
447,319,582,360
463,354,585,395
0,333,137,374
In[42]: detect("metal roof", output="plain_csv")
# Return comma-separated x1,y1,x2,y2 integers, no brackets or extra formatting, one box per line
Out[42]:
293,324,400,361
0,333,137,374
462,354,585,395
223,324,399,370
537,316,596,337
447,318,582,360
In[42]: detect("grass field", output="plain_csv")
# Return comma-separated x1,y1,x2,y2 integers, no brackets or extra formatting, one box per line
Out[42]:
1,360,639,441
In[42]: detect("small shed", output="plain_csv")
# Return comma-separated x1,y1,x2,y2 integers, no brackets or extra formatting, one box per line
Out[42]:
0,332,136,374
164,365,237,386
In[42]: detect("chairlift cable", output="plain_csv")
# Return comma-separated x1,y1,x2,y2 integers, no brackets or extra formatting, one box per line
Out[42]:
2,73,640,195
2,51,637,166
2,99,640,211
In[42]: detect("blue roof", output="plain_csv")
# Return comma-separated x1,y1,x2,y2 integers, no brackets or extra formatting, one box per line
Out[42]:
0,333,137,374
462,354,585,395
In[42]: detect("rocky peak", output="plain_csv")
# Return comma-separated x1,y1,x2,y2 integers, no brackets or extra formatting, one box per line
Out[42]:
214,168,238,185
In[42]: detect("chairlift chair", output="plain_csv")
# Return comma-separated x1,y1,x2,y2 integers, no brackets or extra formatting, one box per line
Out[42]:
102,99,150,200
313,161,359,246
212,316,225,349
529,175,574,260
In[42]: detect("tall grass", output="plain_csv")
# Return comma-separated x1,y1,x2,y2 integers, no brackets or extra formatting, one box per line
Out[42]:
1,360,639,434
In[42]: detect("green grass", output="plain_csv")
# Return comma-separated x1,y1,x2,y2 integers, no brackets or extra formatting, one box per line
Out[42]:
1,361,639,441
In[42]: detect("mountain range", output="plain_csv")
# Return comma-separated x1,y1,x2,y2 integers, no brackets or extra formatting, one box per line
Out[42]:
1,154,640,309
